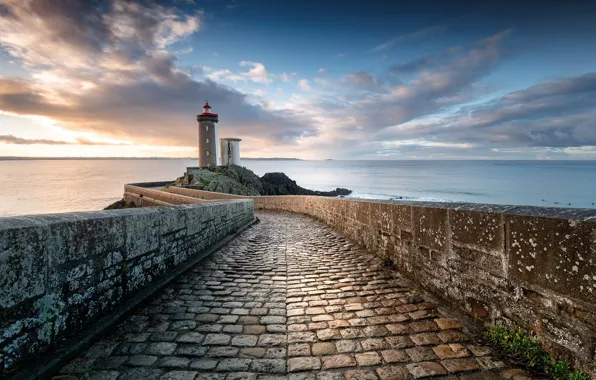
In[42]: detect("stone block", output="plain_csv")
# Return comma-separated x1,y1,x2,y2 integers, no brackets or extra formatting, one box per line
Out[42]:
541,315,592,360
450,209,504,252
124,208,161,259
451,247,505,277
157,207,188,264
0,217,48,308
354,202,371,231
184,205,209,236
506,215,596,303
39,213,126,290
368,201,384,232
288,357,321,372
388,204,412,238
413,207,448,252
39,212,125,265
465,298,491,319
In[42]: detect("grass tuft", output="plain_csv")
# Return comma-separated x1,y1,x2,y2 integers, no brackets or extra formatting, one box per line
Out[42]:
485,326,590,380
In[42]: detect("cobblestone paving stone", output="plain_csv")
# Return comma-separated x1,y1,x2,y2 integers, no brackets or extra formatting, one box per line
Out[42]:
55,212,535,380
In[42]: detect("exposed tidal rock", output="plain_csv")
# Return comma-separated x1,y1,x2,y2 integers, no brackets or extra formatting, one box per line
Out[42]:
261,172,351,196
174,165,351,197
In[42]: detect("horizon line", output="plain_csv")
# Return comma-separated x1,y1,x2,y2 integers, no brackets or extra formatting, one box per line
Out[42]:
1,156,595,162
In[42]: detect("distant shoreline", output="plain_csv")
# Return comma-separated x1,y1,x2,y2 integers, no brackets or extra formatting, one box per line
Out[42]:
0,156,302,161
1,157,593,162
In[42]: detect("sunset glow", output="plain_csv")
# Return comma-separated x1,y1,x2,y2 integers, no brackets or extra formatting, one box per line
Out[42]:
1,0,596,159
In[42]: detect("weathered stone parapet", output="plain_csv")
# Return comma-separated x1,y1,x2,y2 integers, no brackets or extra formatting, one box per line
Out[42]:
124,184,223,205
166,184,251,200
155,185,596,375
0,200,254,375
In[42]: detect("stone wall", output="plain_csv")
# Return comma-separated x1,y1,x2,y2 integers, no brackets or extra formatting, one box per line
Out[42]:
167,184,250,201
124,184,230,206
0,200,254,375
155,186,596,375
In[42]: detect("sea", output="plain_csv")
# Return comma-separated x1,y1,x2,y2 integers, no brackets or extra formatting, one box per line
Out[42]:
0,159,595,217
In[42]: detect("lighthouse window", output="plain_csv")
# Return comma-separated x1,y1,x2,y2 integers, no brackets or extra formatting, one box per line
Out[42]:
206,138,209,143
206,125,209,131
206,151,210,156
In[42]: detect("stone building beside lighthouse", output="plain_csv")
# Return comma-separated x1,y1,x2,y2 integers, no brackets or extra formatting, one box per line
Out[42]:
220,137,242,166
197,101,218,167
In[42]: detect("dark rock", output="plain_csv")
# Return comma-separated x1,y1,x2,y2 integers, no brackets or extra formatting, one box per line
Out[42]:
261,172,350,196
221,165,264,194
104,199,136,210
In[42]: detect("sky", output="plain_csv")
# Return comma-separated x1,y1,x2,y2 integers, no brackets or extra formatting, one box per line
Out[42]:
0,0,596,159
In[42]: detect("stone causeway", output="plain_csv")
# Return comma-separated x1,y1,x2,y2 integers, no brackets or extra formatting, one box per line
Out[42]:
54,212,533,380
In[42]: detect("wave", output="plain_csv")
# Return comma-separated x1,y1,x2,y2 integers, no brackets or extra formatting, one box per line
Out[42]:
344,192,450,203
415,189,487,197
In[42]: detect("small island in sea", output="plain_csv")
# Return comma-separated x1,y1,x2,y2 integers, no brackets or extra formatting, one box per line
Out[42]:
176,165,350,196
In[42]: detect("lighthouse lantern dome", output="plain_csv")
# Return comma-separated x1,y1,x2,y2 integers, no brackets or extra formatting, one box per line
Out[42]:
202,101,212,114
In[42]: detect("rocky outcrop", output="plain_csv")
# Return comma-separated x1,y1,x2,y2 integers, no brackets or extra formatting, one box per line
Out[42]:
218,165,264,194
261,172,351,196
179,168,260,196
175,165,351,197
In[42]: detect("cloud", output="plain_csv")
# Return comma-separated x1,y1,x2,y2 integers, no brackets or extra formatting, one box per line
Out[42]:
0,134,72,145
279,29,572,159
0,2,592,160
0,0,316,148
0,74,316,146
336,30,511,131
0,0,202,70
372,25,446,52
390,55,438,74
377,71,596,148
340,71,385,92
239,61,270,84
0,134,129,145
275,72,296,82
209,61,272,84
175,47,194,54
298,79,312,91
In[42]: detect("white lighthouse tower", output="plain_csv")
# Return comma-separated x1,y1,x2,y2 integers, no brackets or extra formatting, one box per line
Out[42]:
197,101,219,167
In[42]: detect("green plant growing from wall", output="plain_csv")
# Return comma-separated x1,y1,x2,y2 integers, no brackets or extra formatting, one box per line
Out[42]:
485,326,590,380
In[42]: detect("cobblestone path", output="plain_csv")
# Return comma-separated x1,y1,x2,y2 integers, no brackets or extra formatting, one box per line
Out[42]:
56,212,529,380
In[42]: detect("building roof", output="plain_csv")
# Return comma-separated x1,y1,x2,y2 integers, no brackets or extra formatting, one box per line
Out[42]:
199,112,218,117
203,102,211,109
221,137,242,141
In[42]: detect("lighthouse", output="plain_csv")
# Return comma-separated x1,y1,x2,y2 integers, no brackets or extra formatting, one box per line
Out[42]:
197,101,219,167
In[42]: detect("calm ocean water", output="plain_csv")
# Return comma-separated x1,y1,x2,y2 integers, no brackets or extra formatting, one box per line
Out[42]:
0,159,595,217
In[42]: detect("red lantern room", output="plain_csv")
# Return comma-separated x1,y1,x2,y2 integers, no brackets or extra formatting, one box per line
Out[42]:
201,101,218,116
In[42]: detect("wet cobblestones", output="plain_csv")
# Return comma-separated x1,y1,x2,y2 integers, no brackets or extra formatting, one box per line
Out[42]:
56,212,533,380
